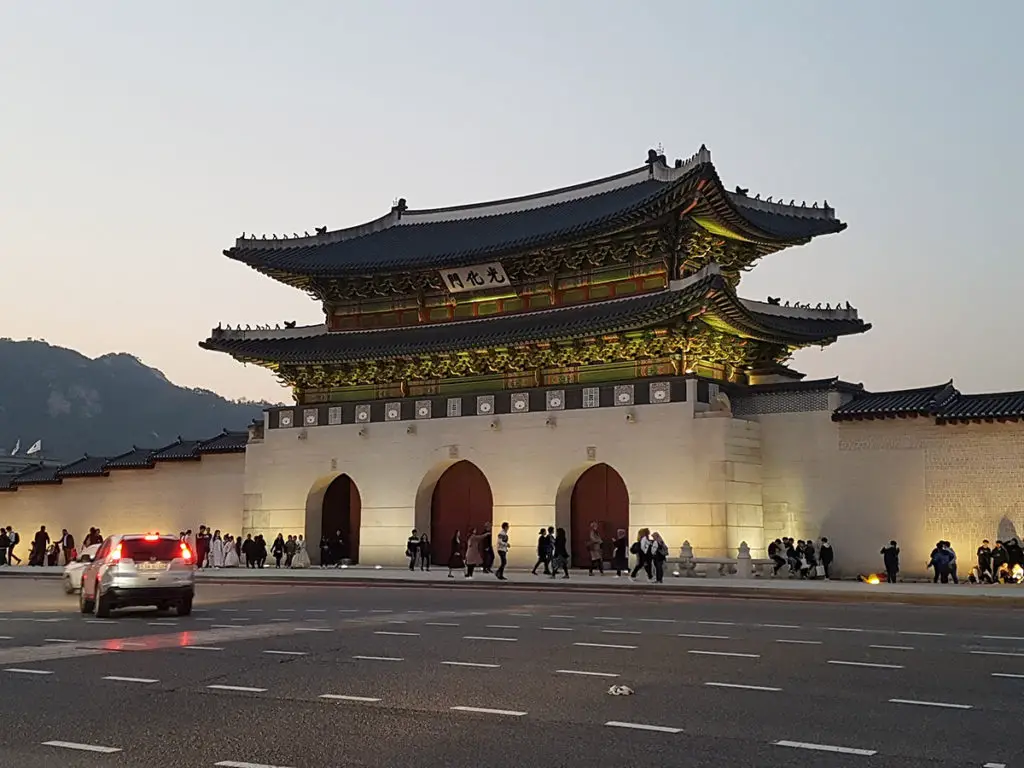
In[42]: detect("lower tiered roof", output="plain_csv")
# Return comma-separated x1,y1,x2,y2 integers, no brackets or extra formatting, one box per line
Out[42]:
201,268,869,367
833,381,1024,424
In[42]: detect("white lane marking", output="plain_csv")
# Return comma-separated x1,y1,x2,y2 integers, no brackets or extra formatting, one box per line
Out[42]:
148,622,178,627
407,610,424,614
982,635,1024,641
594,616,623,621
216,762,296,768
776,639,821,645
984,763,1008,767
698,621,736,626
425,622,459,627
442,661,500,668
828,660,903,669
207,685,268,693
899,630,944,637
231,617,251,622
450,706,526,717
705,682,781,692
0,636,12,640
31,619,62,623
557,669,619,678
306,609,326,613
761,623,800,629
294,627,333,633
270,618,289,622
43,639,76,644
638,618,674,624
120,641,148,648
370,609,393,614
319,694,381,702
463,635,517,642
387,620,408,624
6,668,54,675
774,740,876,756
247,608,263,612
352,655,403,662
486,624,520,630
85,620,115,625
550,614,575,619
541,627,573,632
971,650,1024,657
198,618,217,622
374,631,420,637
338,609,358,613
32,610,59,614
825,627,864,633
688,650,759,659
222,608,238,612
509,612,532,617
263,650,308,657
602,629,641,635
869,644,914,651
185,646,224,651
575,642,636,650
889,698,972,710
992,673,1024,679
605,721,682,734
678,633,729,640
42,741,121,754
103,676,158,684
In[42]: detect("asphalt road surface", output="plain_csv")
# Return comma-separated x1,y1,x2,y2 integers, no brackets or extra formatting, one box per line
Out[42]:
0,577,1022,768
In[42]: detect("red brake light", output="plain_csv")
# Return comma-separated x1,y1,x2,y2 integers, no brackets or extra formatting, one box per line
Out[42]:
110,544,123,561
180,543,192,561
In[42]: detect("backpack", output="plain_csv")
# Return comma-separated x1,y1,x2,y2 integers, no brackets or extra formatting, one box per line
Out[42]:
629,541,641,555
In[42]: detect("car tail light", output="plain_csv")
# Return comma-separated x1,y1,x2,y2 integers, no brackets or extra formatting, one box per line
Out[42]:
144,535,160,541
110,543,123,562
180,542,192,561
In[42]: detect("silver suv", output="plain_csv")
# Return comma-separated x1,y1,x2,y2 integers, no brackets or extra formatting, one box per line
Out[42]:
79,534,195,617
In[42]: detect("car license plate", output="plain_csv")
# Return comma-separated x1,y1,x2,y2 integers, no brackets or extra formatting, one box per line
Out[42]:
137,561,166,571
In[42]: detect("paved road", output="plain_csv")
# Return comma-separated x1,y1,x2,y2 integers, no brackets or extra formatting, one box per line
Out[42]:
0,579,1021,767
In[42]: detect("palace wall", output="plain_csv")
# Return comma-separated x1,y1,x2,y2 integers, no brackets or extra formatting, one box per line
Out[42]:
242,383,767,567
0,455,244,545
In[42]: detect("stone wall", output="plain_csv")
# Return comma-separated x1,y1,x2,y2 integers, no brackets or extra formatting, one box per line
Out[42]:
0,455,244,547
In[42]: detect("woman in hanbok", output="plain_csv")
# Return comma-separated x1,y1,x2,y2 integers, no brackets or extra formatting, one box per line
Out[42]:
210,530,226,568
223,535,240,568
292,535,311,568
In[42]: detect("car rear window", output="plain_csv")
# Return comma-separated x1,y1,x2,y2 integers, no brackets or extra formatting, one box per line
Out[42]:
120,538,182,561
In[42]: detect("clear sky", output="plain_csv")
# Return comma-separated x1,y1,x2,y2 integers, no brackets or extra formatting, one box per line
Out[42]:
2,0,1020,403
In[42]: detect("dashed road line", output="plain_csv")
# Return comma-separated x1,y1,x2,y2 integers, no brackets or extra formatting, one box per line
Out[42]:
776,639,821,645
971,650,1024,657
981,635,1024,641
825,627,864,633
688,650,759,659
6,668,54,675
992,672,1024,679
207,684,268,693
352,655,403,662
216,762,296,768
442,661,500,668
148,622,178,627
828,660,902,669
575,642,636,650
463,635,517,642
541,627,573,632
899,630,944,637
637,618,674,624
425,622,459,627
889,698,971,710
319,694,381,702
43,639,76,644
602,629,641,635
185,646,224,651
594,616,623,621
374,631,420,637
509,612,532,617
264,650,308,656
774,740,876,756
486,624,520,629
0,636,12,640
869,644,914,651
605,721,682,734
294,627,333,633
451,706,526,717
761,623,799,629
705,682,781,692
557,669,619,678
103,676,158,684
550,614,575,619
698,621,735,626
42,741,122,754
678,633,729,640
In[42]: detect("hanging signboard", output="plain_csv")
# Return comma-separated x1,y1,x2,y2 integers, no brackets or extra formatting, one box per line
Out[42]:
439,262,509,294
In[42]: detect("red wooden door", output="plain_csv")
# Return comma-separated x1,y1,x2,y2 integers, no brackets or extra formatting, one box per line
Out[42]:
322,474,362,564
430,461,493,565
570,464,629,568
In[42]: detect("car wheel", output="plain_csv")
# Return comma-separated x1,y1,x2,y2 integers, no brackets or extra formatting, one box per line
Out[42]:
63,576,75,595
94,586,112,618
80,586,95,614
177,597,193,616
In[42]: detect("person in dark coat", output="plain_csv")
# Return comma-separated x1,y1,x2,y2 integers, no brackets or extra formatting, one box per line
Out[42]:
447,530,462,578
550,528,570,579
977,539,993,582
818,537,834,579
881,541,900,583
481,523,494,574
531,528,550,575
612,528,629,576
418,534,431,571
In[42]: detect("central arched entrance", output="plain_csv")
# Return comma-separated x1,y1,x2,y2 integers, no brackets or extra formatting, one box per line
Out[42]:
569,463,629,568
430,460,493,565
322,473,362,565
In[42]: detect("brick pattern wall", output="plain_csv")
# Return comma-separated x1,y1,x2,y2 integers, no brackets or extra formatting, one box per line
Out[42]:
733,389,830,417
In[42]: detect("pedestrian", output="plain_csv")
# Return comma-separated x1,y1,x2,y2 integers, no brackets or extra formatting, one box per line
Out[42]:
319,534,331,568
945,540,959,584
418,533,431,571
495,522,510,580
481,523,494,574
465,528,485,578
587,522,604,575
31,526,50,567
59,529,75,566
928,541,952,584
880,540,900,583
272,534,285,568
0,525,8,567
6,526,20,565
242,534,255,568
612,528,628,576
406,529,420,571
650,531,669,583
531,528,550,575
550,527,570,579
447,530,462,578
977,539,993,583
255,534,268,568
211,530,226,568
818,537,834,579
629,528,652,581
284,535,297,568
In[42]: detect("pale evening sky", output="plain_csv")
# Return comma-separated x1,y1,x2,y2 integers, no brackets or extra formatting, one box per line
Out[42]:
1,0,1020,403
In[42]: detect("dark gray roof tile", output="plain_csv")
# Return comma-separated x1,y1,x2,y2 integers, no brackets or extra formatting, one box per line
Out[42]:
935,391,1024,422
832,382,957,420
105,447,158,470
57,455,110,478
151,439,203,461
197,431,249,454
12,464,62,485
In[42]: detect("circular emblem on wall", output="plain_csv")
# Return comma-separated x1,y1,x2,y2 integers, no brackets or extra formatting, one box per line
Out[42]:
513,399,526,411
280,414,293,427
417,406,429,417
357,411,369,422
387,408,399,419
479,401,493,413
617,392,631,403
653,389,667,401
305,413,317,424
549,397,562,408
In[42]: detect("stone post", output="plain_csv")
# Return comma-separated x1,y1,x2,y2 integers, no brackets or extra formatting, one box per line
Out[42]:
679,540,696,578
736,540,752,579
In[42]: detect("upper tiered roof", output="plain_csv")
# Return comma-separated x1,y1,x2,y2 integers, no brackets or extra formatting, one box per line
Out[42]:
225,146,844,280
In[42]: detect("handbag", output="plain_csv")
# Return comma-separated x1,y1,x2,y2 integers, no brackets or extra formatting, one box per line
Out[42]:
815,564,826,577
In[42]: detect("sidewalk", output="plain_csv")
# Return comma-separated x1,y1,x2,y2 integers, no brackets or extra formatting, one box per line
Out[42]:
4,564,1023,605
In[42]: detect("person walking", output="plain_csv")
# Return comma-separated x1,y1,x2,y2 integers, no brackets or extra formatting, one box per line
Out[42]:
550,528,570,579
447,530,462,578
495,522,510,581
881,540,900,583
418,533,431,571
629,528,652,581
611,528,628,577
406,529,420,571
587,522,604,575
818,537,834,579
465,528,485,579
531,528,550,575
271,534,285,568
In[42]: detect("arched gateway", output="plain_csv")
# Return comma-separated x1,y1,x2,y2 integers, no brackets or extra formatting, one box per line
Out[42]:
570,463,629,568
321,474,362,565
430,461,493,565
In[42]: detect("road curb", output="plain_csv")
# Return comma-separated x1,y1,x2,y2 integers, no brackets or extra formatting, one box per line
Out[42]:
5,570,1023,607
